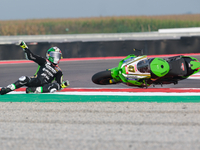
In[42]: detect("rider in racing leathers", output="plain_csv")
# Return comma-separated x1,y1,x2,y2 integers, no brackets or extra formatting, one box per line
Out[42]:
0,41,69,95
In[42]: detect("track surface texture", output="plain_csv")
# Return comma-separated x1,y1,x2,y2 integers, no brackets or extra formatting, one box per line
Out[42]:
1,102,200,150
1,55,200,88
1,56,200,150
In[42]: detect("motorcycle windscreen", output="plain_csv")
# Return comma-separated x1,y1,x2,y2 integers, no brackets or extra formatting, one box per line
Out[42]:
137,59,150,73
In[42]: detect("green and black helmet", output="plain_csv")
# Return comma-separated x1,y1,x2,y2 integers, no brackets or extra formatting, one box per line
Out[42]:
46,47,63,64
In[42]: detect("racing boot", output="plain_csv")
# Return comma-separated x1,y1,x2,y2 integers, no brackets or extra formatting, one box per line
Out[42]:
0,84,16,95
26,87,43,94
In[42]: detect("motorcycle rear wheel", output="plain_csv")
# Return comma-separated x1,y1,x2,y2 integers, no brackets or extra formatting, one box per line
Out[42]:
92,70,113,85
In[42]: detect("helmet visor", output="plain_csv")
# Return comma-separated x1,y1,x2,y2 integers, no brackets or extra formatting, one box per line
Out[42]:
49,51,62,59
49,52,62,64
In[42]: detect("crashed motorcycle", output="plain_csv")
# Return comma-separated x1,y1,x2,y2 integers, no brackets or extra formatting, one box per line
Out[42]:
92,54,200,88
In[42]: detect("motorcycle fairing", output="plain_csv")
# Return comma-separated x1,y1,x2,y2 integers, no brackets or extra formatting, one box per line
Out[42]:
150,58,170,77
121,56,151,79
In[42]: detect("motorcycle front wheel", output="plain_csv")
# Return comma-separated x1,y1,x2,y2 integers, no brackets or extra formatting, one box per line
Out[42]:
92,70,113,85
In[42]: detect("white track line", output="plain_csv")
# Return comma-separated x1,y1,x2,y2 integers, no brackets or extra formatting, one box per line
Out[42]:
6,91,200,96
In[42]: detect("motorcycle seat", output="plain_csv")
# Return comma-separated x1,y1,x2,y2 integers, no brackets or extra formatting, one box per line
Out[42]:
167,58,187,76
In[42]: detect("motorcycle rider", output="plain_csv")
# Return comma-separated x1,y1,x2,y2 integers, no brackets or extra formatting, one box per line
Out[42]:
0,41,69,95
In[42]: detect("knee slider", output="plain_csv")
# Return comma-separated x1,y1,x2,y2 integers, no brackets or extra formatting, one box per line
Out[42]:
19,76,30,84
43,83,59,93
50,88,57,93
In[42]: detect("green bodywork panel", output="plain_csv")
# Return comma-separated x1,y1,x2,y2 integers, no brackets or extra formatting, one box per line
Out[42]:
182,56,200,77
190,61,200,70
150,58,170,77
110,54,145,86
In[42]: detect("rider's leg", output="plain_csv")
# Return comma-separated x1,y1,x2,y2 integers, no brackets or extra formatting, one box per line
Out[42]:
0,76,31,95
43,83,60,93
26,83,60,94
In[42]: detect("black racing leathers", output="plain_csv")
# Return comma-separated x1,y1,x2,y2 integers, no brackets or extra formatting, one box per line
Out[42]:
14,48,63,92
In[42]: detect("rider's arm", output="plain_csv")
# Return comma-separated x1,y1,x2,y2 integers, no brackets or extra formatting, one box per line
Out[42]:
55,71,69,90
19,41,46,65
55,71,63,85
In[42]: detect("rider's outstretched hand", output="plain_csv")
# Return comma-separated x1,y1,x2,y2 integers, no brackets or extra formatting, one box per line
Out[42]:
18,40,28,49
61,80,70,89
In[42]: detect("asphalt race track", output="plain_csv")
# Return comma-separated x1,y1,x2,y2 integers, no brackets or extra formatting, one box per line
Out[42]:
1,56,200,150
1,56,200,88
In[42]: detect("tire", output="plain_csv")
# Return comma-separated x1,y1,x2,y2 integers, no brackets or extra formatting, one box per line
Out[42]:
92,70,113,85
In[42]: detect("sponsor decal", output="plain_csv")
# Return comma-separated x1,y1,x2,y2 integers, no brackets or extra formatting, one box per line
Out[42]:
126,78,138,81
125,65,128,74
128,65,135,73
43,68,54,77
134,64,138,72
123,57,134,63
45,63,57,73
122,73,145,79
41,73,50,80
181,63,185,71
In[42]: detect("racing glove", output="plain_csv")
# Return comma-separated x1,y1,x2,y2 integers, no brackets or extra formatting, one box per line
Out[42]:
61,80,70,89
18,40,28,49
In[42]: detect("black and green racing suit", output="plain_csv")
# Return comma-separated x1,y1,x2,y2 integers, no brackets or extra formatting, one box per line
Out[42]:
0,47,66,95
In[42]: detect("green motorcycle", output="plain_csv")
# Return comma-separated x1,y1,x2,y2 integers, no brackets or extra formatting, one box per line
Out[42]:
92,54,200,88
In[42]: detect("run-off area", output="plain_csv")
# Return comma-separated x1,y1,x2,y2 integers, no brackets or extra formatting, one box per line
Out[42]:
0,102,200,150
